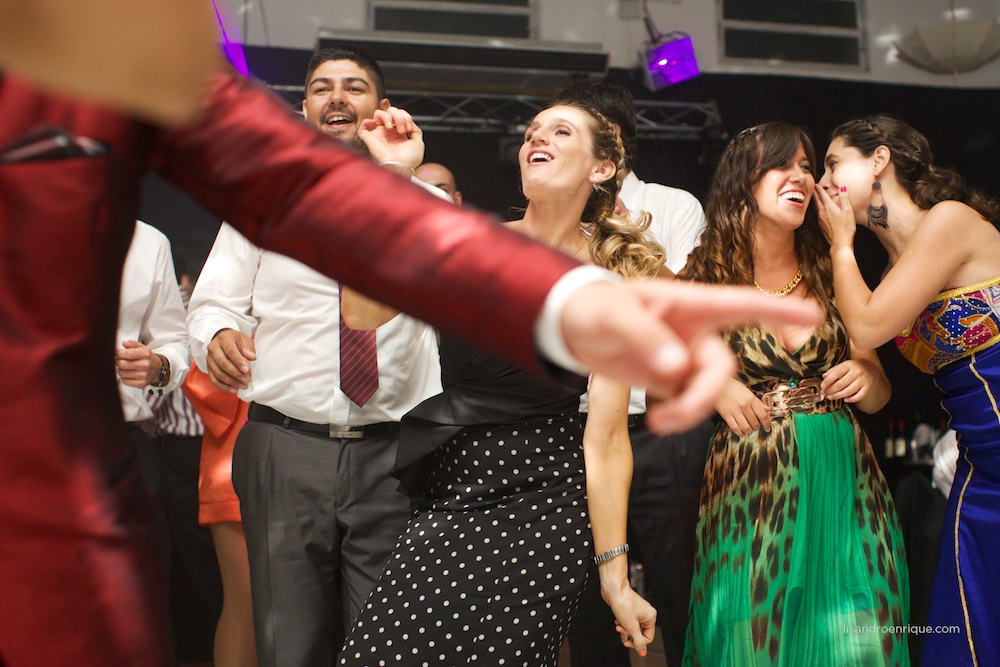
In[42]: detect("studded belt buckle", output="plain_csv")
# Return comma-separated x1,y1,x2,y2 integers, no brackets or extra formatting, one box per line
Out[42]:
760,377,824,419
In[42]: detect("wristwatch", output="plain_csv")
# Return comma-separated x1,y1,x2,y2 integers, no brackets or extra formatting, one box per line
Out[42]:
152,354,170,388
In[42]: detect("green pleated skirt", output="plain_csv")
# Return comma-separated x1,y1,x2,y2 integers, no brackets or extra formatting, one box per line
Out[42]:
683,409,910,666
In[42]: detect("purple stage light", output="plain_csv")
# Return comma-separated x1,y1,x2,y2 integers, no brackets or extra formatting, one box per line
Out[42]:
642,34,699,90
213,0,250,77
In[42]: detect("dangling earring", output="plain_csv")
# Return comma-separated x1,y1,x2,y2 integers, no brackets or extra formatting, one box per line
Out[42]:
867,175,888,229
592,183,600,193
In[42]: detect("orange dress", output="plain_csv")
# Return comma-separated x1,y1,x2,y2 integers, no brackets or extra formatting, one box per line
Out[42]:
182,365,247,525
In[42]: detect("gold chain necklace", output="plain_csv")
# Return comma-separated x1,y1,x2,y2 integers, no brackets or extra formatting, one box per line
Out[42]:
754,265,803,297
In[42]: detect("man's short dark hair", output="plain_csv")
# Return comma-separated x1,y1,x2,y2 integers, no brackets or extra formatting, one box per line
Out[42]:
550,81,638,171
304,47,387,102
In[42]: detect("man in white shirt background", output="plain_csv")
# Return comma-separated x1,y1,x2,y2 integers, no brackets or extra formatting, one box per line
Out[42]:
115,219,197,661
187,47,448,666
555,82,716,667
116,220,190,420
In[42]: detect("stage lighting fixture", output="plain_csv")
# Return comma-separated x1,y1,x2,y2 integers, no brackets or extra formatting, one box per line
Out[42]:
638,6,699,91
642,34,699,90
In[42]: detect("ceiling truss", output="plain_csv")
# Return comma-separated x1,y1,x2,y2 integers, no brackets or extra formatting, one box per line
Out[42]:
272,86,726,141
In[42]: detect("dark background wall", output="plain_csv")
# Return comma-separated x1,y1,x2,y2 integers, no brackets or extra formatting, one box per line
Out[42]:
141,58,999,479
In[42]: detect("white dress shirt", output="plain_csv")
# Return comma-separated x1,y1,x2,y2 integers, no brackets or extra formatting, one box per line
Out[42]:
580,171,707,415
188,220,442,426
620,171,706,275
117,220,191,422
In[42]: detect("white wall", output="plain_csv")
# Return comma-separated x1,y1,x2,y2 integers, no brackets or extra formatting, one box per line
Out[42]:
222,0,1000,88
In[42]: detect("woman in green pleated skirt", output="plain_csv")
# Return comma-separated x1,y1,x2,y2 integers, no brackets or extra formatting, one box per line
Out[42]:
677,122,909,666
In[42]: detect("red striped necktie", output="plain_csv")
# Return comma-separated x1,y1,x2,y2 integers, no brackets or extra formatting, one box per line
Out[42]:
339,287,379,407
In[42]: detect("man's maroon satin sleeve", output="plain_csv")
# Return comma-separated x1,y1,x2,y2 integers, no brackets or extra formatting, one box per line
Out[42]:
151,70,579,373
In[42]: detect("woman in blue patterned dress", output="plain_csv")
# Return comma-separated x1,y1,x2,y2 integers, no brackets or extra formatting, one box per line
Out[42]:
816,114,1000,667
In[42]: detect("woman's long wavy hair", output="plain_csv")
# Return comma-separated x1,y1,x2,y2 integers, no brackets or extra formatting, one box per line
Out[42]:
534,100,665,279
832,114,1000,230
678,121,833,315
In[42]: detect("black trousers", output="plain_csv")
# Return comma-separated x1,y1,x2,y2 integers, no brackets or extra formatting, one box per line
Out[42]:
152,433,223,663
568,418,714,667
893,471,947,667
128,426,223,664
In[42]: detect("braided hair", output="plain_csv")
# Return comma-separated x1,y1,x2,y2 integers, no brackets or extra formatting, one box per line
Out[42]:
536,100,665,279
832,114,1000,230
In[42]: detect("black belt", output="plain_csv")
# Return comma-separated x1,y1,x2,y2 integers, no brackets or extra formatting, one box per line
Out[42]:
580,413,645,429
248,402,395,439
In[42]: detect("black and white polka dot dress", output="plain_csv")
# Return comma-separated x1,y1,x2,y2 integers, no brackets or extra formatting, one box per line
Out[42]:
339,336,591,667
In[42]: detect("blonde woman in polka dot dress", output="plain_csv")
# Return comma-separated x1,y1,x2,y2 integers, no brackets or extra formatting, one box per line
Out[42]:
338,102,665,666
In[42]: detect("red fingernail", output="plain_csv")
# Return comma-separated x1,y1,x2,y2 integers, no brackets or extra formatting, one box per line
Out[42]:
840,186,846,192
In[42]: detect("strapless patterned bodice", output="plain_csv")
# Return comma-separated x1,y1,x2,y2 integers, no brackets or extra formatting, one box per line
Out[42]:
895,275,1000,374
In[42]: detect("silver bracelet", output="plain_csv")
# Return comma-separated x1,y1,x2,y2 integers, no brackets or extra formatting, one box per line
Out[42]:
378,161,415,178
593,543,629,565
